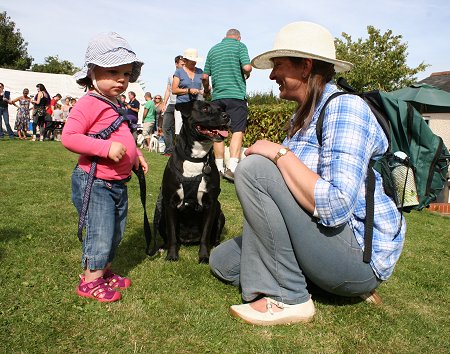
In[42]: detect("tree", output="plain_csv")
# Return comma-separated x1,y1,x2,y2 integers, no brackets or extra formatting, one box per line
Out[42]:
0,11,33,70
31,55,79,75
335,26,429,92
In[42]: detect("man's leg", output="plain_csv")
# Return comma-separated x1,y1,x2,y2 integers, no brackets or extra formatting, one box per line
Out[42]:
214,141,225,174
1,108,14,138
228,131,244,173
0,108,5,137
222,99,248,180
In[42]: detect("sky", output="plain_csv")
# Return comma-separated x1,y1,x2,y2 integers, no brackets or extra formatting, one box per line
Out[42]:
2,0,450,97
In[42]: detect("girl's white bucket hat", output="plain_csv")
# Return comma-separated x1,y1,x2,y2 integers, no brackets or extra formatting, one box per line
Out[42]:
251,21,353,72
74,32,143,83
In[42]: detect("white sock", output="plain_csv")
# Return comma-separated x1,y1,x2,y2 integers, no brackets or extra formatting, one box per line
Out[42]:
215,158,224,173
229,158,239,173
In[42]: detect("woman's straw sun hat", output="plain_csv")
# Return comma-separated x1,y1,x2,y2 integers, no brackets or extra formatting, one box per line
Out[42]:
74,32,143,83
251,21,353,72
182,48,203,63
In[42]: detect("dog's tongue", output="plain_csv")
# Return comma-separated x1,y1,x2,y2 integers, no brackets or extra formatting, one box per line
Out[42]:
213,129,228,138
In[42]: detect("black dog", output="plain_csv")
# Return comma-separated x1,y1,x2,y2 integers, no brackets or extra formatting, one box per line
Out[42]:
153,100,230,263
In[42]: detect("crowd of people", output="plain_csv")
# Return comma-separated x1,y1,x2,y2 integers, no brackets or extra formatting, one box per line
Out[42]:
1,29,251,173
0,82,78,141
2,24,408,327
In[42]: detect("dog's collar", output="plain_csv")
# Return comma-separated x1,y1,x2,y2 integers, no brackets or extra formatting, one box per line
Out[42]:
176,143,210,163
175,146,213,175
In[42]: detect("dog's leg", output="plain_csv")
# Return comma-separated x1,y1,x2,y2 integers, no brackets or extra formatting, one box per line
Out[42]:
198,203,219,263
165,206,180,261
212,208,225,247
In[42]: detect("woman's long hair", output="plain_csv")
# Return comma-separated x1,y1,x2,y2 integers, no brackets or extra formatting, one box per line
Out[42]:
36,83,50,102
288,58,336,139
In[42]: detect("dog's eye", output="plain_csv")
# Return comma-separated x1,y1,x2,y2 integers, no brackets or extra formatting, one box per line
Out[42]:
202,107,210,113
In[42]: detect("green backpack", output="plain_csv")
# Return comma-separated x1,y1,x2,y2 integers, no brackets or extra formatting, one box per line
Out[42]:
317,78,449,262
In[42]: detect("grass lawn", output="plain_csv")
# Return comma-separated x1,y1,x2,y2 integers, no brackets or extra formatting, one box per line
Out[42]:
0,140,449,353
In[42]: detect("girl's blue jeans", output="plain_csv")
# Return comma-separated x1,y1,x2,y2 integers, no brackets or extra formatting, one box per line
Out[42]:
71,165,128,270
209,155,381,305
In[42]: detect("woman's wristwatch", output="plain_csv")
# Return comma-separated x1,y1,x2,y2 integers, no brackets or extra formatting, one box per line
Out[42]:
273,146,290,164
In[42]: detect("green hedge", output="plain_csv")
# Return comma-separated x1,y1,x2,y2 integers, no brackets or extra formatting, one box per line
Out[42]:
243,102,296,146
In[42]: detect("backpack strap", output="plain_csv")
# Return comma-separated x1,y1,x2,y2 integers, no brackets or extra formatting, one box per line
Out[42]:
316,91,375,264
363,161,376,263
316,91,347,145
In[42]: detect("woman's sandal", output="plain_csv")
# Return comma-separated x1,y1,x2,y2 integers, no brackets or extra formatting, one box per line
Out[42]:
103,269,132,290
77,277,121,302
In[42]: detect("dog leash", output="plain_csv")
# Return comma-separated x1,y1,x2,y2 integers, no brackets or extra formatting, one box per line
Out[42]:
77,93,152,255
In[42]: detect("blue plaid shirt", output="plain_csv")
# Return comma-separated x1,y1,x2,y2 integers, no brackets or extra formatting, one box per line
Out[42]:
284,83,405,280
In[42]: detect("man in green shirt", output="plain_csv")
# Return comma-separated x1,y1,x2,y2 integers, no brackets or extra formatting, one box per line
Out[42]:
202,29,252,182
142,92,156,151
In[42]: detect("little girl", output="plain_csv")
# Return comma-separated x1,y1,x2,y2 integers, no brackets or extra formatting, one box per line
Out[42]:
62,32,147,302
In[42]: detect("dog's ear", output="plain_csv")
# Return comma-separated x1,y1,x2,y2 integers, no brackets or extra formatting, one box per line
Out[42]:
175,101,194,118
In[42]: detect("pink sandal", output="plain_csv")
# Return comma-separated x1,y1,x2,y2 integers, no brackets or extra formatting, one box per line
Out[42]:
103,269,132,290
77,277,121,302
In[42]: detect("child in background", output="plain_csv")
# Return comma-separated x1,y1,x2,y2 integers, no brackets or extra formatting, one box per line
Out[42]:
51,103,64,141
52,103,63,121
62,97,71,120
61,32,147,302
69,98,77,113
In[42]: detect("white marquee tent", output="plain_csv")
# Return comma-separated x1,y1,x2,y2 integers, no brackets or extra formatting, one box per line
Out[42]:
0,68,147,130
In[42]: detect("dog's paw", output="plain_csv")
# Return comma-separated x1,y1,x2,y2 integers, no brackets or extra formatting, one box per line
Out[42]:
166,251,179,261
198,256,209,264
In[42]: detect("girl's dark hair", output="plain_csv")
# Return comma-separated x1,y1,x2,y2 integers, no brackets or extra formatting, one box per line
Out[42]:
288,58,336,138
76,77,94,91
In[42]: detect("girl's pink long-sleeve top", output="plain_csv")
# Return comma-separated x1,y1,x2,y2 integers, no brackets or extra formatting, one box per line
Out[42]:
61,93,142,180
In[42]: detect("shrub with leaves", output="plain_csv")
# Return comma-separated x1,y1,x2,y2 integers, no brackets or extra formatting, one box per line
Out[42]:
243,102,296,146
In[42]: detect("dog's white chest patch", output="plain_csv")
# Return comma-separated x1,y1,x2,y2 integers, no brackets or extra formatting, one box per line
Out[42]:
182,160,204,177
175,145,210,208
177,161,207,208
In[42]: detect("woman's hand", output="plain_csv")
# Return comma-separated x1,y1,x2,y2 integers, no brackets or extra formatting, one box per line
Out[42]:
135,155,148,174
108,141,127,162
245,140,282,162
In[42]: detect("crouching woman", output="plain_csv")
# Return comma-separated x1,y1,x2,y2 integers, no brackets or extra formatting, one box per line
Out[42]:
209,21,405,326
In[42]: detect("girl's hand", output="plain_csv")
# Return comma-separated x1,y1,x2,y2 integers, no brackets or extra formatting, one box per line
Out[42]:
245,140,282,162
135,155,148,174
108,142,127,162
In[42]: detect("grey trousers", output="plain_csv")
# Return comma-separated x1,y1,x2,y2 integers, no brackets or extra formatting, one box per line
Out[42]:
162,104,175,154
209,155,380,304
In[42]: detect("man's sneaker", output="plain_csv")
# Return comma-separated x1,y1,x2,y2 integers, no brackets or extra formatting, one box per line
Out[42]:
222,168,235,183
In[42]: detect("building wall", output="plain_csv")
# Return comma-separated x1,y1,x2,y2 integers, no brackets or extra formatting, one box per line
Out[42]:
423,113,450,149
